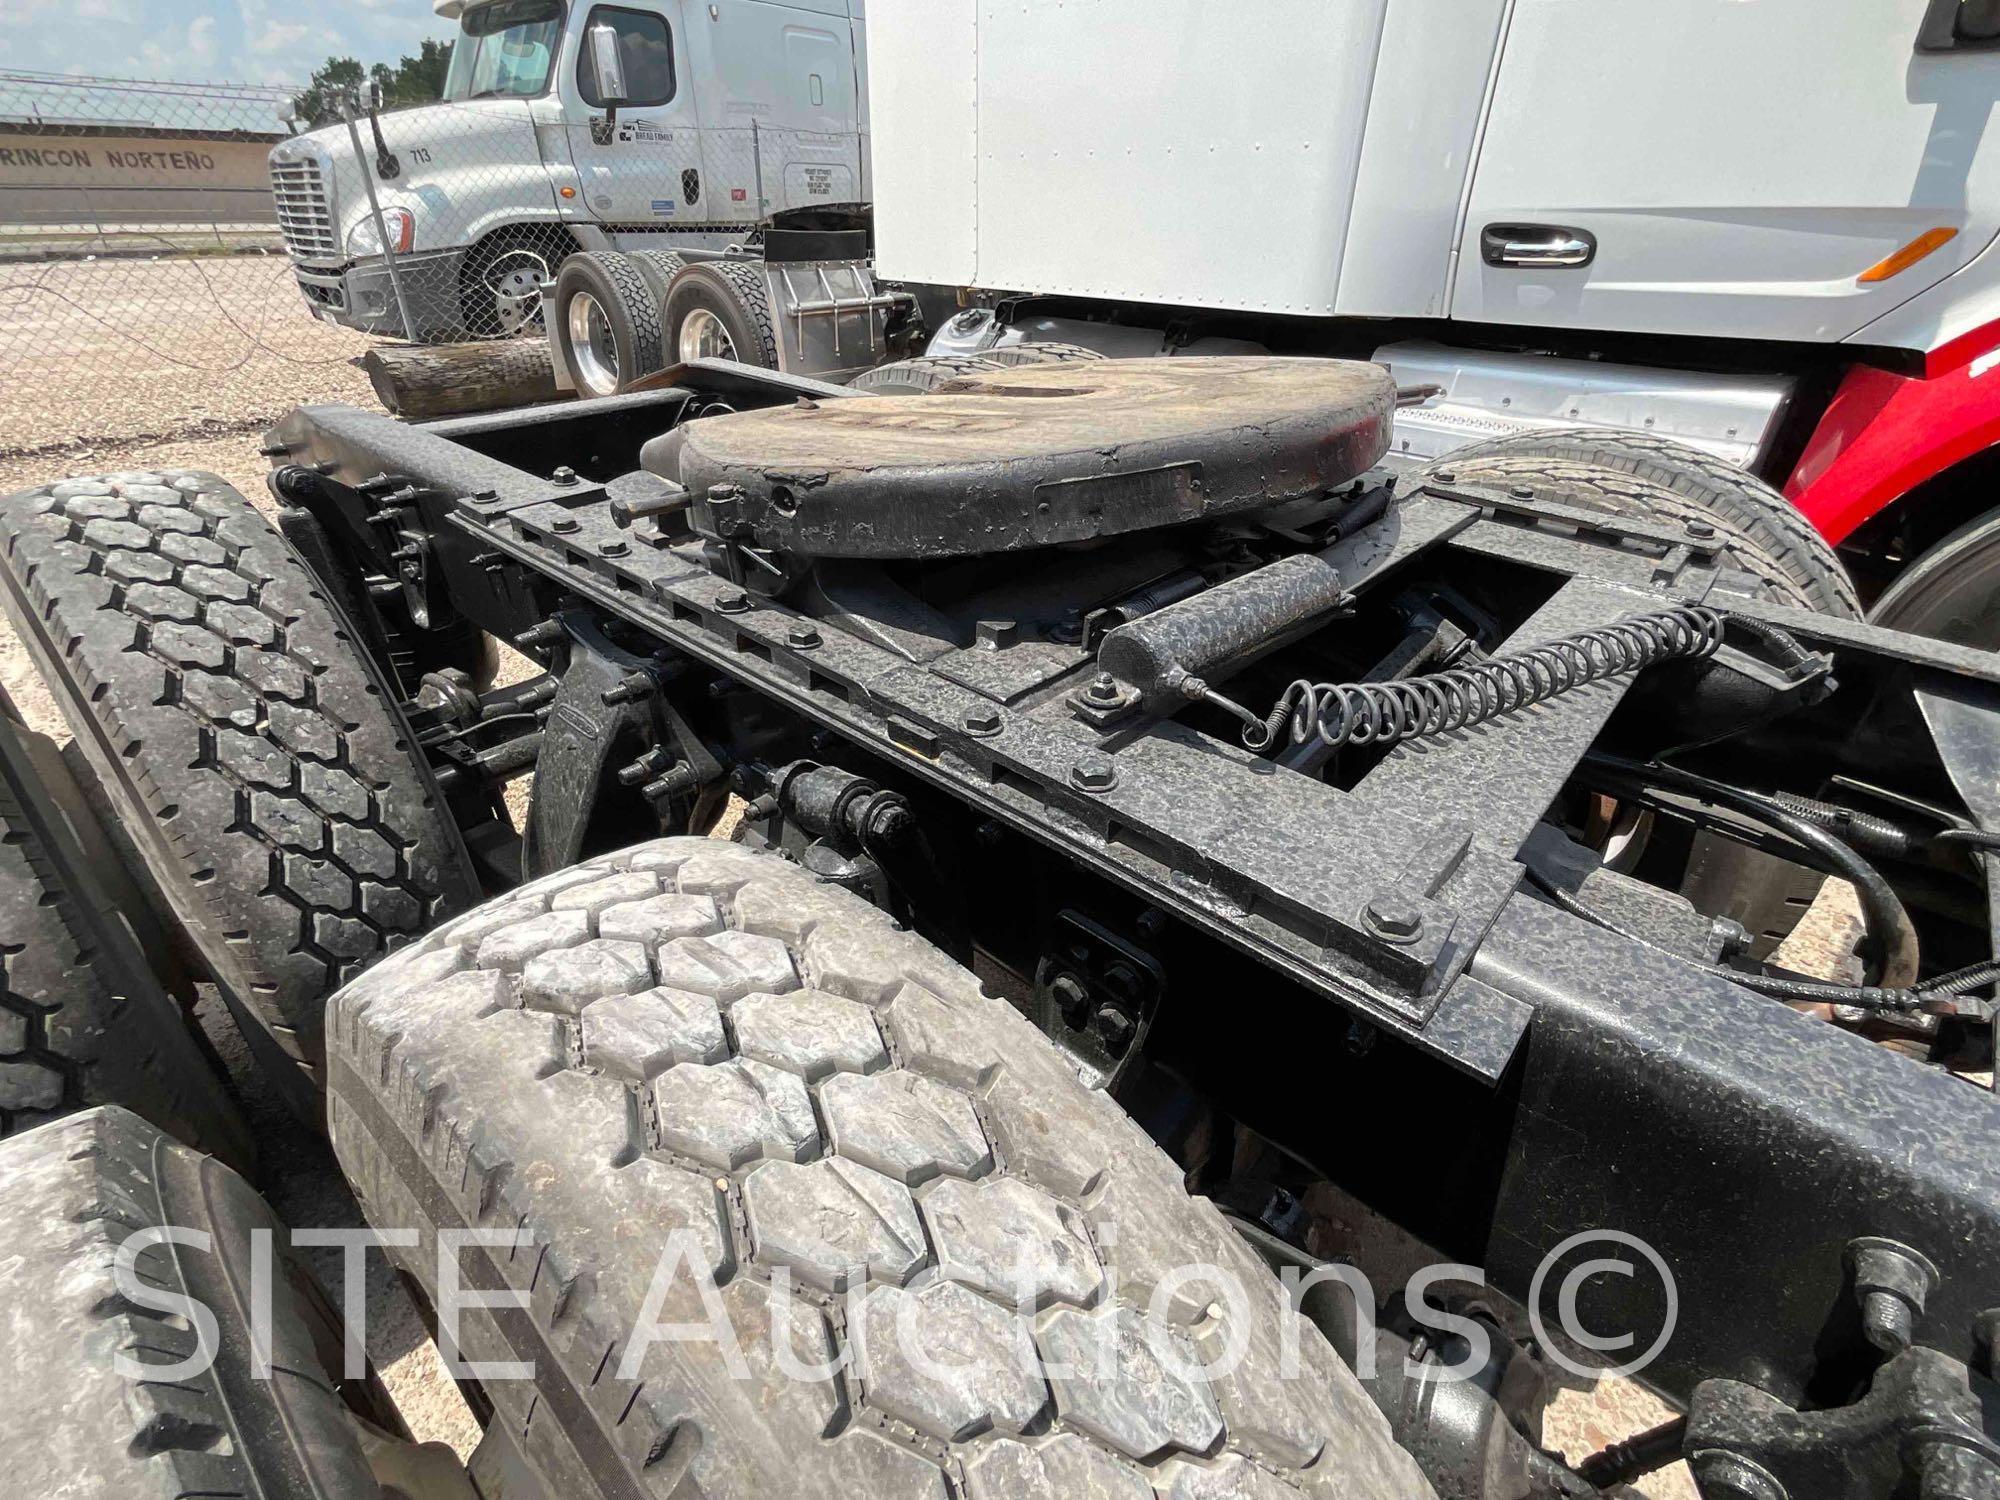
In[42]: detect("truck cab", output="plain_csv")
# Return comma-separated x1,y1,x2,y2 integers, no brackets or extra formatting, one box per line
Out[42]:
871,0,2000,619
270,0,868,340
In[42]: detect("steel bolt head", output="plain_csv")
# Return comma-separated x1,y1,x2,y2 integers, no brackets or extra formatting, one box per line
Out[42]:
1070,753,1119,793
600,539,630,557
1087,671,1121,703
550,515,579,534
1686,517,1719,540
1433,469,1456,484
551,465,579,486
786,623,822,650
1363,892,1425,940
715,590,751,614
1511,484,1535,499
1048,974,1092,1030
962,706,1003,737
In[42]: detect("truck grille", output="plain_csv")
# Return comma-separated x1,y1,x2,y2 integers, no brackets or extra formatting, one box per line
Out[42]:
271,158,335,258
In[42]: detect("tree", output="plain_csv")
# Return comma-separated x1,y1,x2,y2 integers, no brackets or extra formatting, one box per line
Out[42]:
290,56,365,129
291,39,453,129
375,39,454,108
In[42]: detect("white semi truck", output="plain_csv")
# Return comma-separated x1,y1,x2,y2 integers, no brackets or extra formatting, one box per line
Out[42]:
862,0,2000,637
268,0,868,341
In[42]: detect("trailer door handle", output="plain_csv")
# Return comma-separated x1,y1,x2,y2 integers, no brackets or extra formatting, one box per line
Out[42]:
1482,225,1597,268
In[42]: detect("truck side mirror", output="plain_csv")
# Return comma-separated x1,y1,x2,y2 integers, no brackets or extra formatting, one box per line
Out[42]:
588,24,633,108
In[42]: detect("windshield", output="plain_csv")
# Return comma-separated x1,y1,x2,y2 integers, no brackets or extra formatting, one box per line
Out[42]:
443,0,564,101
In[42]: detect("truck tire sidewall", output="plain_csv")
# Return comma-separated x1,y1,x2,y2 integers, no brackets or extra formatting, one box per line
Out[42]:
554,251,664,399
848,343,1104,395
1415,428,1861,619
1869,503,2000,646
663,264,777,369
846,351,1009,395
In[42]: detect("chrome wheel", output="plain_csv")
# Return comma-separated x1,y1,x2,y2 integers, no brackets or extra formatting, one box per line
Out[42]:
678,306,736,363
566,290,620,396
482,247,551,336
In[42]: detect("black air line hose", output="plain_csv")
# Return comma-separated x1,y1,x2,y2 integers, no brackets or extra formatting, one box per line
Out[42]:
1582,754,1921,989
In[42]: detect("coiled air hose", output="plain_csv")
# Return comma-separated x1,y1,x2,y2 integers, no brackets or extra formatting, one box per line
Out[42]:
1200,605,1724,753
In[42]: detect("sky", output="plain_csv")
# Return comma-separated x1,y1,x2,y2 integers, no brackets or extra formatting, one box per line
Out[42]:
9,0,458,87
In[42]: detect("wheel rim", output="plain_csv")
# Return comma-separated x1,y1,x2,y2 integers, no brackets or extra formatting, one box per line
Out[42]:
679,306,736,363
1870,511,2000,649
566,290,621,396
483,248,551,336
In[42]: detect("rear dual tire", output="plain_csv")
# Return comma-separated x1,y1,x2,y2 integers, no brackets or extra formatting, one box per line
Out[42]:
0,470,481,1115
325,835,1432,1500
0,1106,380,1499
0,688,250,1161
552,250,667,399
1411,428,1860,618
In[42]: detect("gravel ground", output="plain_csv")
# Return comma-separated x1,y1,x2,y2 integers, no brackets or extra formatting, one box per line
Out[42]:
0,253,376,461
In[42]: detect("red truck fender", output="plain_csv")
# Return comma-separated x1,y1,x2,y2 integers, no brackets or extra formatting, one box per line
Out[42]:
1785,324,2000,544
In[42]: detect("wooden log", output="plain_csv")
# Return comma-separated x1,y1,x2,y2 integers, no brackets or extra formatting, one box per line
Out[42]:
362,340,570,420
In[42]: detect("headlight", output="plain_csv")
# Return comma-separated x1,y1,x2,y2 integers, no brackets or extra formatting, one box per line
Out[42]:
346,208,415,257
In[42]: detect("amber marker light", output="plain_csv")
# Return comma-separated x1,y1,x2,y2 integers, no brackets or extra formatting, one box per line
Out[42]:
1859,227,1959,284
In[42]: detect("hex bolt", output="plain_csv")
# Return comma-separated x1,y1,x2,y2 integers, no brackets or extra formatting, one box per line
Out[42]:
1086,671,1122,703
550,514,579,534
963,706,1003,737
515,620,564,651
1510,484,1535,499
1689,1452,1788,1500
642,764,702,802
715,590,751,614
600,673,656,707
600,539,630,558
975,618,1019,650
1095,1002,1138,1055
786,623,822,650
1848,1237,1939,1356
1048,973,1090,1025
1363,891,1425,941
1433,469,1456,484
1686,517,1719,540
551,465,579,486
1071,753,1119,793
617,747,674,786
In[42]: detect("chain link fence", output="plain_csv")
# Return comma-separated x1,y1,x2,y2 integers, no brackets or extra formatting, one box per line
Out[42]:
0,71,374,466
2,64,863,463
